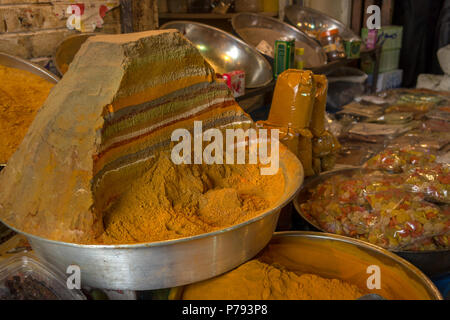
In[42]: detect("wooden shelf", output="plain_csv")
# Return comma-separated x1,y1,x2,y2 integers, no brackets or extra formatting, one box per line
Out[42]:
158,12,278,20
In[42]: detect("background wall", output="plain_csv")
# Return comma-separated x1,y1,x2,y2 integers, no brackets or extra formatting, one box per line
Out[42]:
303,0,352,26
0,0,158,68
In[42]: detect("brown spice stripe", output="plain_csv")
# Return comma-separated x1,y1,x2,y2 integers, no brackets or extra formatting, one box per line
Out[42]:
104,81,225,125
101,84,231,141
93,100,238,173
92,107,251,188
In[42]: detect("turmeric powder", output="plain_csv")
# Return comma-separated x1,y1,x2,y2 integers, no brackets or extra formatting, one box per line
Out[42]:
0,65,54,163
182,259,364,300
99,152,285,244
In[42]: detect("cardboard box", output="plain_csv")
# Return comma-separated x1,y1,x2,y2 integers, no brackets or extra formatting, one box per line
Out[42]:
362,26,403,51
361,48,400,74
368,69,403,92
222,70,245,98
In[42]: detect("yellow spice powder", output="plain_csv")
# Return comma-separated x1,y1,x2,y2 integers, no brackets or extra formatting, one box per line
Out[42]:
99,152,285,244
182,259,364,300
0,65,54,163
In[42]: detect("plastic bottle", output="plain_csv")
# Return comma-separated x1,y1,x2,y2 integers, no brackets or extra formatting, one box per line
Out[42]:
319,28,346,61
294,47,304,69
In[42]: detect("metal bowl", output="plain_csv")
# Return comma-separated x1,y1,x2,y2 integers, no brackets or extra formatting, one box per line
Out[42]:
160,21,273,88
285,5,358,40
54,33,95,76
171,231,442,300
5,146,303,290
293,168,450,278
231,12,327,68
0,52,59,84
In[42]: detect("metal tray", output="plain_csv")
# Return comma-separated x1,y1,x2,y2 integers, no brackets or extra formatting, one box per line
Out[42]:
293,168,450,277
160,21,273,88
170,231,442,300
231,12,327,68
5,147,303,290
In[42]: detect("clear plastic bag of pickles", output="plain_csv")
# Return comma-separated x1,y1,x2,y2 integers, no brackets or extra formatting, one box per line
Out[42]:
363,146,436,173
363,146,449,204
299,169,450,251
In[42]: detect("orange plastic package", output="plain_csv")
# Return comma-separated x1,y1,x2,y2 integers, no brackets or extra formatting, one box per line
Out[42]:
267,69,316,130
310,74,328,137
256,121,315,176
312,130,341,158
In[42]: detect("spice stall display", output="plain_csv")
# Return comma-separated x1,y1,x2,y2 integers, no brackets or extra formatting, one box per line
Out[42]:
0,30,447,299
0,0,448,302
0,30,305,291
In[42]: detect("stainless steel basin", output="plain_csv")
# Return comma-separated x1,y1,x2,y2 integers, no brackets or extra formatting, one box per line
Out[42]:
160,21,273,88
172,232,442,300
8,146,303,290
231,12,327,68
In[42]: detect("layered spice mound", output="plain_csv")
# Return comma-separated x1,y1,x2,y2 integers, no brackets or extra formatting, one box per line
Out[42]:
100,152,284,244
182,259,364,300
0,30,286,244
0,65,54,163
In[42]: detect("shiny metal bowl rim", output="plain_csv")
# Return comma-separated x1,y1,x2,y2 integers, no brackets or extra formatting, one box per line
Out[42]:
231,12,327,68
284,4,358,39
293,167,450,255
272,231,443,300
53,33,96,76
2,158,304,250
231,11,318,44
171,230,443,300
0,52,60,83
160,20,273,87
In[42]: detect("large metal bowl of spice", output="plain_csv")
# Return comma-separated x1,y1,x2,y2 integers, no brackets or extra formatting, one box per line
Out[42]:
231,12,327,68
7,146,304,290
160,21,273,88
170,231,442,300
293,168,450,277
